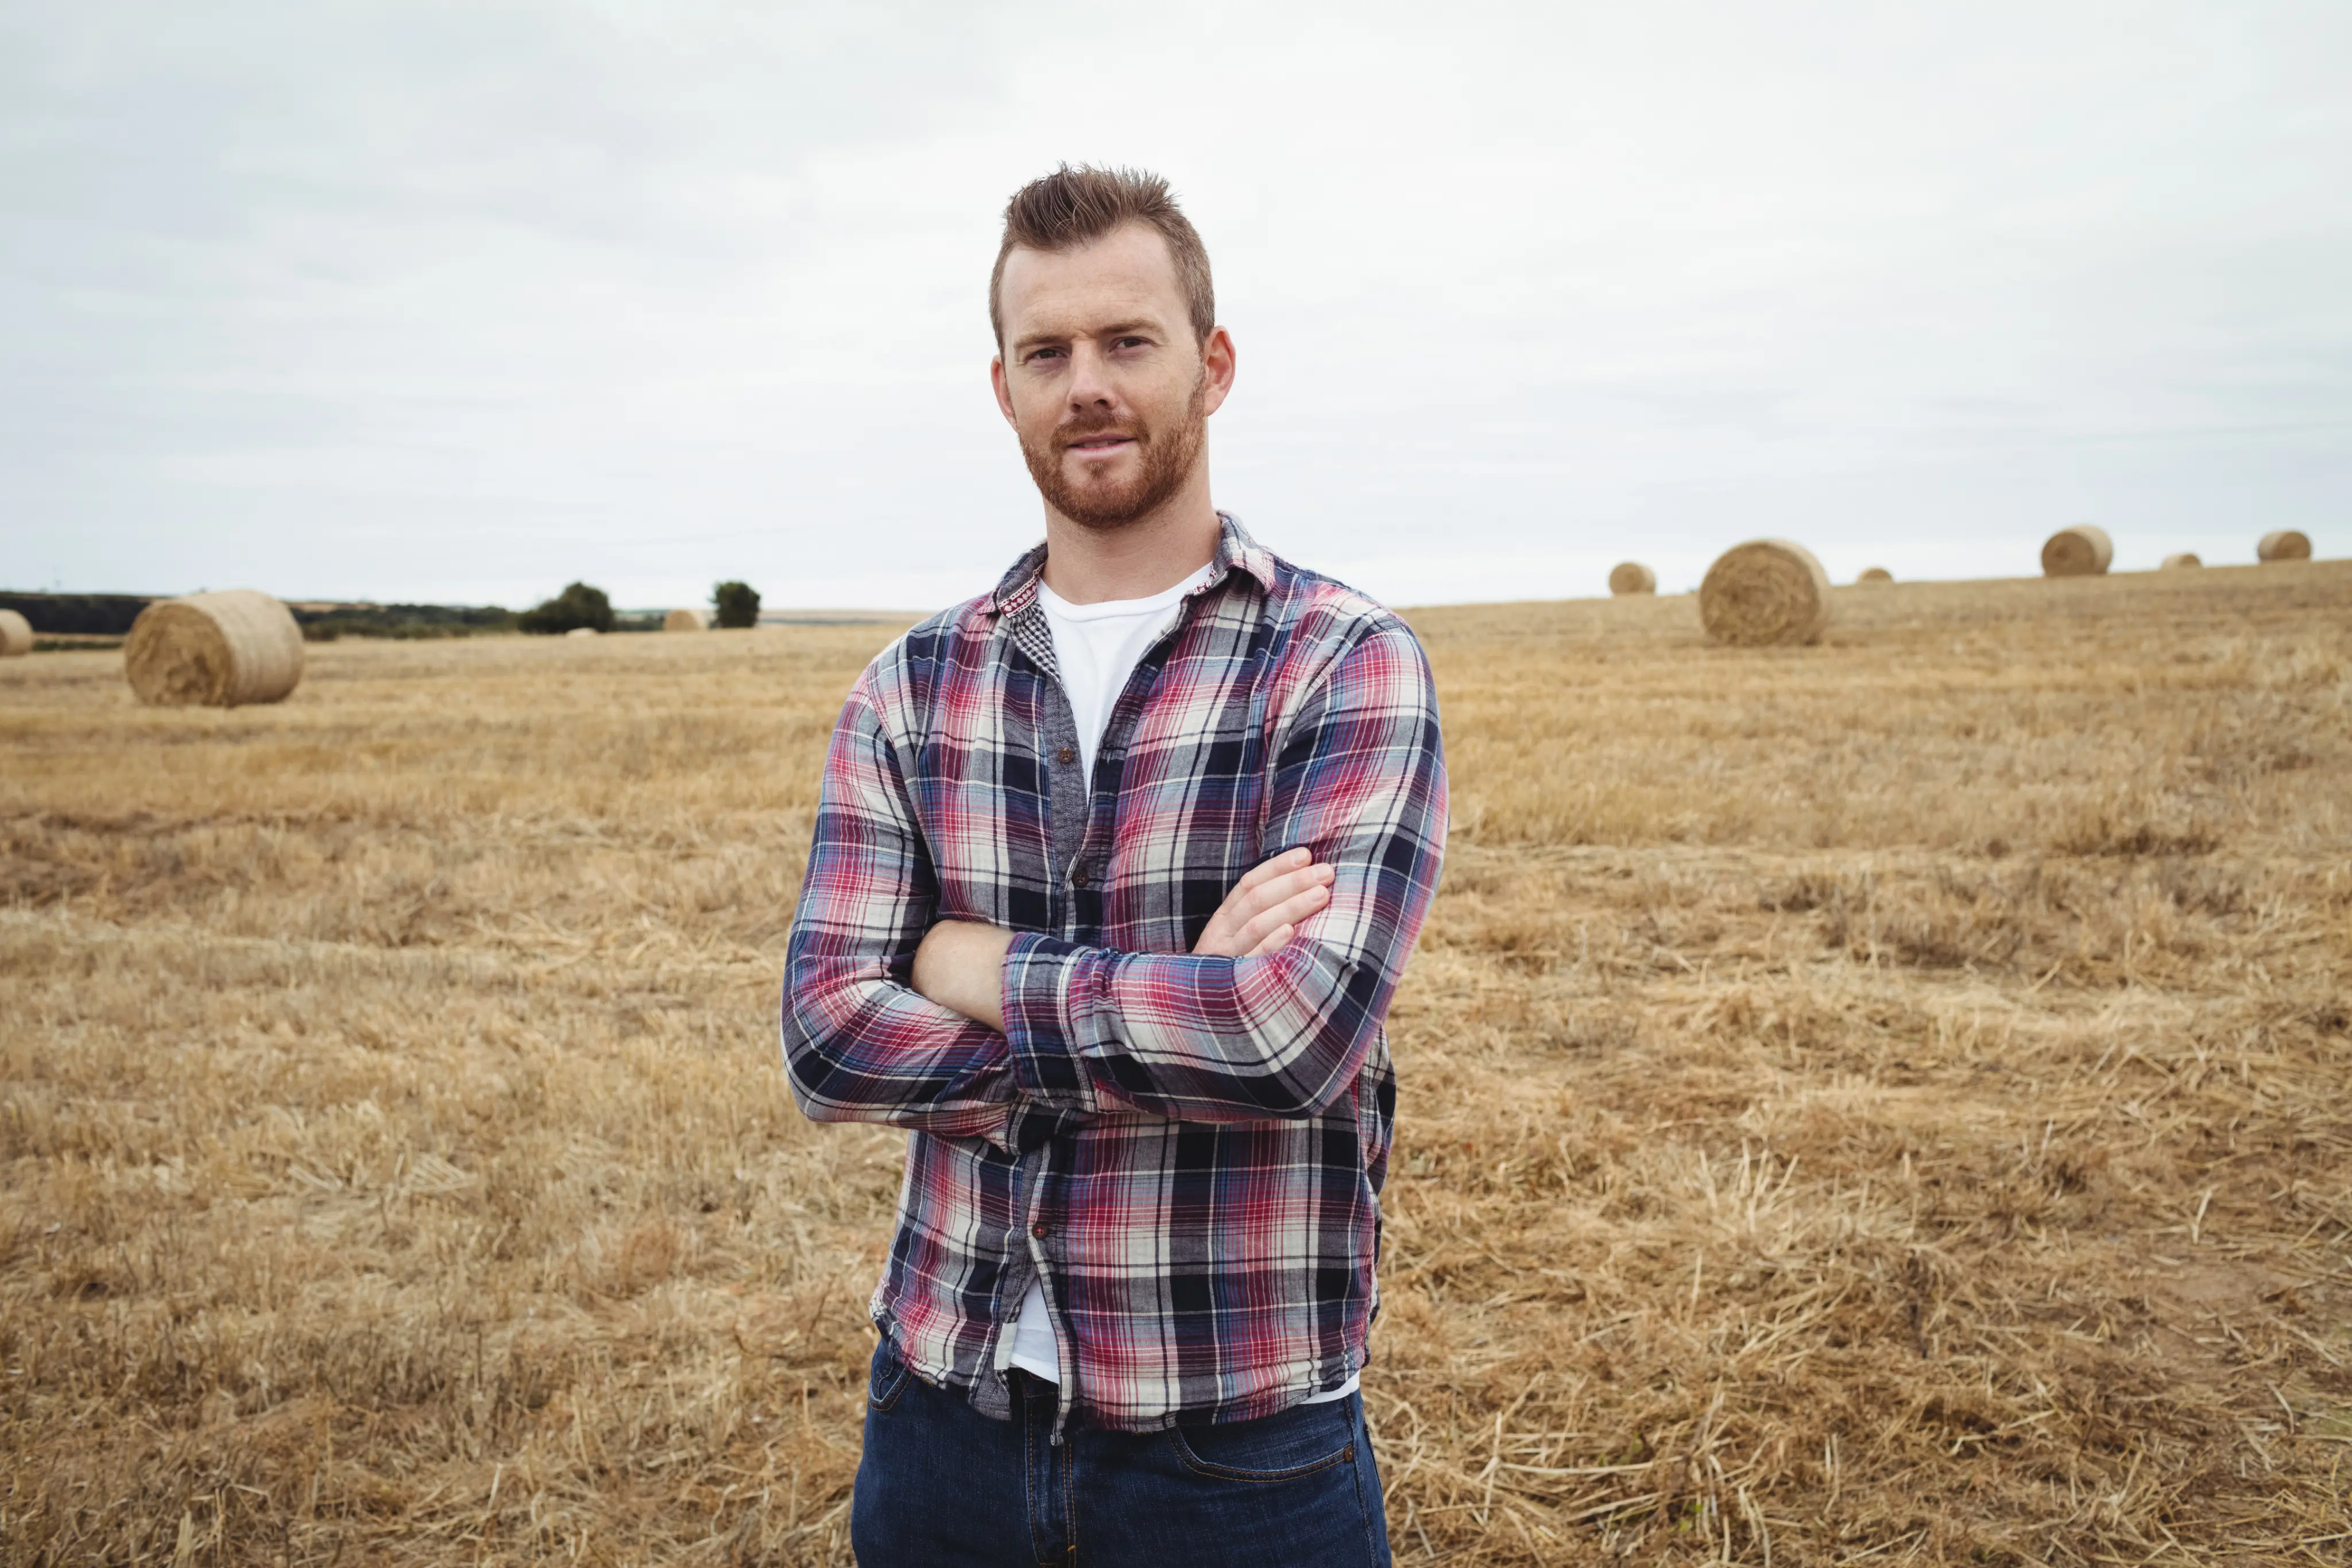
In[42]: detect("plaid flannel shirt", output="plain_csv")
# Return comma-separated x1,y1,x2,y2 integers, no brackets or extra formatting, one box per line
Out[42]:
780,514,1446,1432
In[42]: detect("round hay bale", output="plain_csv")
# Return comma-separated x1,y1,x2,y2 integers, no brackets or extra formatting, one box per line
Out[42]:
0,609,32,657
1699,539,1831,647
2161,551,2202,570
1857,567,1893,584
123,590,303,707
2257,529,2311,562
564,625,601,638
2040,525,2113,578
663,607,706,632
1607,562,1656,596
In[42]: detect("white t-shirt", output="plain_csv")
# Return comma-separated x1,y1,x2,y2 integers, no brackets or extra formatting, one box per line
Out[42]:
1001,561,1358,1406
1036,564,1214,778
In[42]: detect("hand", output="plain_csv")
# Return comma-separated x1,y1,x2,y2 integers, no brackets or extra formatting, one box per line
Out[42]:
1193,847,1335,959
912,920,1016,1032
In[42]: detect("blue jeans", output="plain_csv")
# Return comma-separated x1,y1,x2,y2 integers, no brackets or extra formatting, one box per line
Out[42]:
851,1340,1392,1566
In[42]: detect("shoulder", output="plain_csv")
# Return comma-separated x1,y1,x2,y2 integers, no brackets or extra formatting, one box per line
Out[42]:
846,593,999,735
1258,553,1433,696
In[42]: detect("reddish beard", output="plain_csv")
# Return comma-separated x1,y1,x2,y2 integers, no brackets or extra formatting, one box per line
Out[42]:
1019,371,1208,529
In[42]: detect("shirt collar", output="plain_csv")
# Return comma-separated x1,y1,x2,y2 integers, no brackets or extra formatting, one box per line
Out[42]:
987,512,1276,620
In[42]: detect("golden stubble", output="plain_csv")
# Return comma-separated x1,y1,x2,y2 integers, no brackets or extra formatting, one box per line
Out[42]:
2,561,2347,1564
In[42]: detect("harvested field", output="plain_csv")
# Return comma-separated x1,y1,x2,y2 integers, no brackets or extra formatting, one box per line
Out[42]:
2,561,2349,1565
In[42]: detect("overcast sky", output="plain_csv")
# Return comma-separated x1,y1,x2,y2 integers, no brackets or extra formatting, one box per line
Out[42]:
5,1,2347,609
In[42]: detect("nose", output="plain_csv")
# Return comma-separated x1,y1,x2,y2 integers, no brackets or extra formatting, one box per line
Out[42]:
1065,339,1116,411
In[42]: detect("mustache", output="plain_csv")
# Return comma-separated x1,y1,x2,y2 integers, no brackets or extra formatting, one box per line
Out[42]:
1053,412,1144,449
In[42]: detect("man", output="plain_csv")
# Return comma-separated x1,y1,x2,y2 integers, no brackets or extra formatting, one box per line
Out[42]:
781,165,1446,1566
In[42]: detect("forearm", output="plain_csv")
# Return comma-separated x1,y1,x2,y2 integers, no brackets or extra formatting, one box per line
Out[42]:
906,919,1370,1124
780,951,1023,1142
909,919,1015,1033
906,916,1356,1125
997,934,1392,1122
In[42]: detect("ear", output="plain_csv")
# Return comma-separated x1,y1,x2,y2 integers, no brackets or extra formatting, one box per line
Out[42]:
1198,326,1237,419
989,354,1017,427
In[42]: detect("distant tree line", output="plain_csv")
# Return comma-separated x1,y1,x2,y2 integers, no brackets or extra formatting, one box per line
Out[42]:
297,603,519,641
0,592,153,636
6,583,727,641
0,590,538,642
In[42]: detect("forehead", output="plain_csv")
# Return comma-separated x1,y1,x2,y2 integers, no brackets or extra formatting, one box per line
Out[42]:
998,222,1186,341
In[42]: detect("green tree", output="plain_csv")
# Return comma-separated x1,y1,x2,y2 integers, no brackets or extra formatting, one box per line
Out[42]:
712,580,761,629
518,582,615,635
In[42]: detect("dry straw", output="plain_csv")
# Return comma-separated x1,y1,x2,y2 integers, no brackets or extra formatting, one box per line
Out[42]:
565,626,601,638
123,590,303,707
1607,562,1656,596
0,608,31,657
9,574,2352,1563
2041,524,2113,577
664,607,706,631
2161,551,2202,570
1856,567,1893,584
2257,529,2311,562
1699,539,1831,646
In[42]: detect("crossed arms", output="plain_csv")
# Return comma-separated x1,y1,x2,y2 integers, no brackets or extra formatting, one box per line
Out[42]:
779,618,1446,1146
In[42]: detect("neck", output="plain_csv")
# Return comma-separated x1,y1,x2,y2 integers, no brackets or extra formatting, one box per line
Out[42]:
1037,464,1220,605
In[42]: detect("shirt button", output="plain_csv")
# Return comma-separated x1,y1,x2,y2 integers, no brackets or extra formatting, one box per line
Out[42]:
1031,1222,1052,1240
1070,869,1089,889
1055,746,1076,765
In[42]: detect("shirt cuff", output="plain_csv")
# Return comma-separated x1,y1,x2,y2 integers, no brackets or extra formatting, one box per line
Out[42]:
1001,933,1107,1113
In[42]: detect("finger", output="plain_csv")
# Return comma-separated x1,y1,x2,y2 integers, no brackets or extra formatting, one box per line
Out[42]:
1194,896,1257,957
1232,882,1330,951
1231,846,1313,897
1244,922,1294,958
1200,858,1333,955
1221,863,1335,928
1268,881,1333,931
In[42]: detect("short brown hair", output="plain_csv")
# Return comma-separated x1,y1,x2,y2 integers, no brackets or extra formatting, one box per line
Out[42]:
989,164,1216,350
